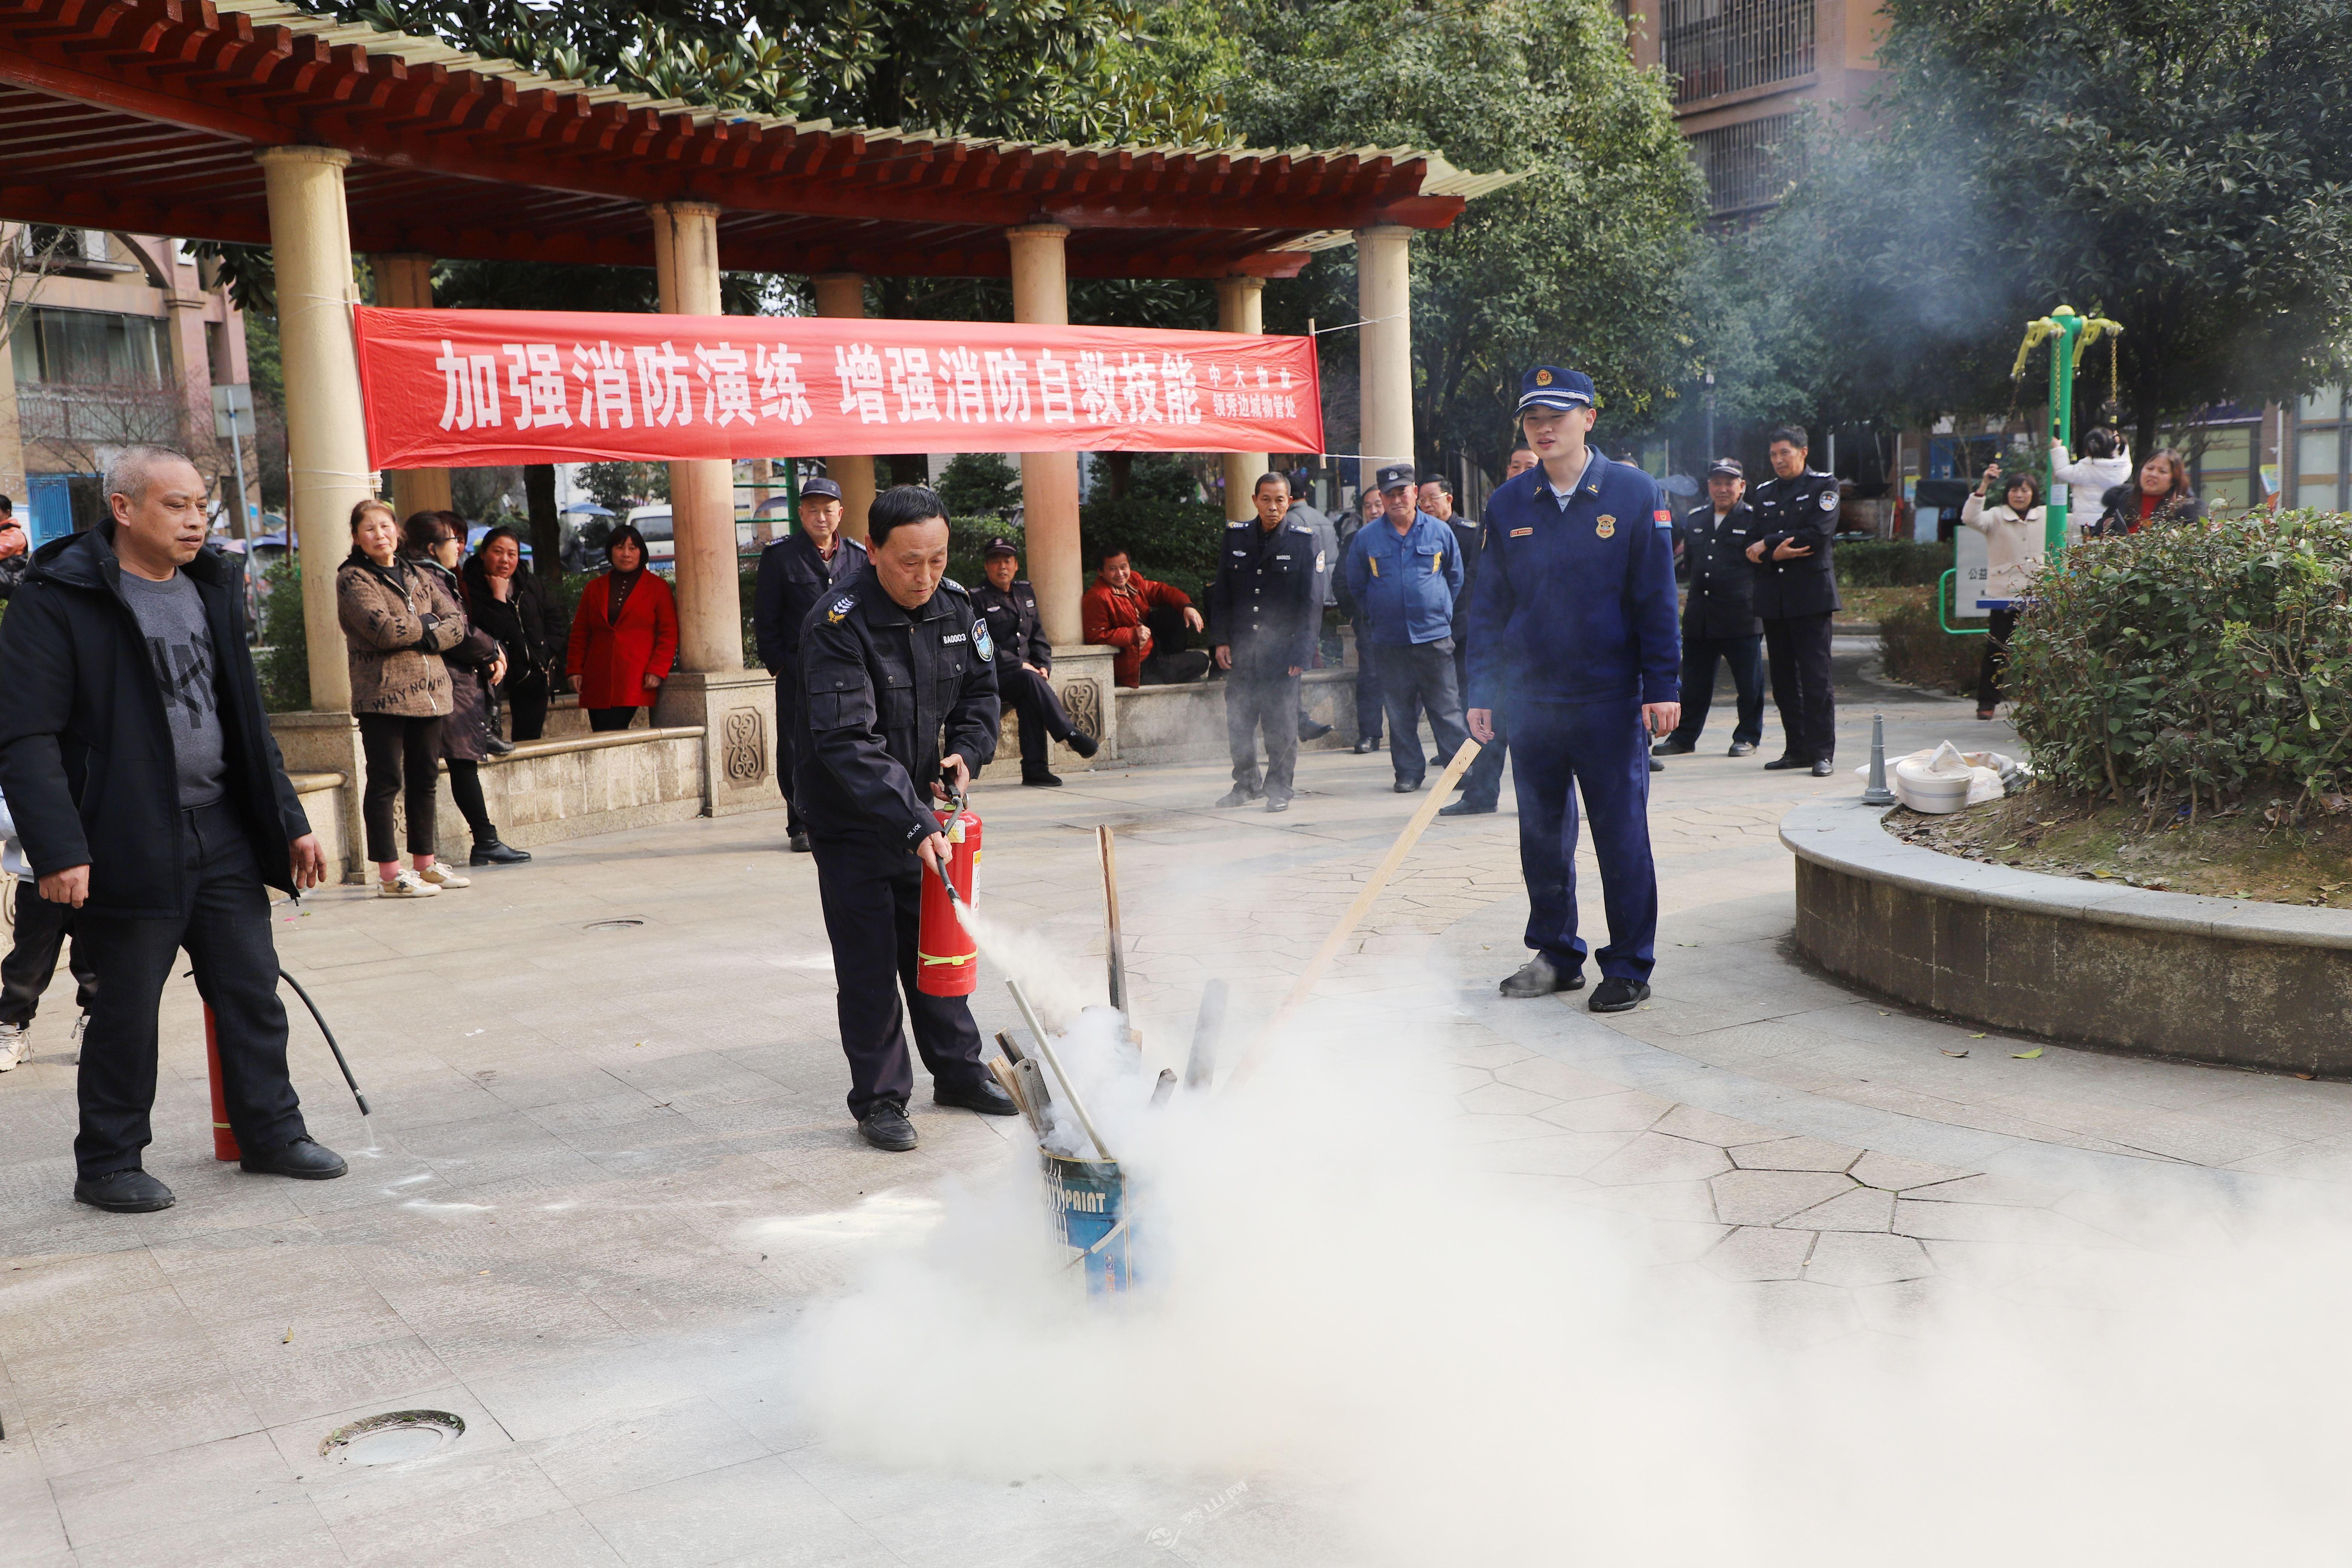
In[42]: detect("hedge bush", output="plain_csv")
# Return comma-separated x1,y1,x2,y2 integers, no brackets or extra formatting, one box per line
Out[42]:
2010,511,2352,815
1836,538,1951,587
1877,594,1980,694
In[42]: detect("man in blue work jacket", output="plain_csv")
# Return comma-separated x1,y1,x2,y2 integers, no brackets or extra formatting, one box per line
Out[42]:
1344,462,1467,793
1465,368,1681,1013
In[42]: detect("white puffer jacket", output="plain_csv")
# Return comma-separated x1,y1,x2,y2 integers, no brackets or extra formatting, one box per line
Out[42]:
2049,441,2133,523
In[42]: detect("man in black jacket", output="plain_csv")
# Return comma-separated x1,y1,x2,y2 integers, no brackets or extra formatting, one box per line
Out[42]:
1745,427,1843,776
1655,459,1766,758
971,537,1097,787
1209,473,1320,812
0,446,337,1213
753,476,866,853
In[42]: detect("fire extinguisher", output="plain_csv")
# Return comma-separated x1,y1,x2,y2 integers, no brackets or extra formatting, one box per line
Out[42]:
916,797,982,996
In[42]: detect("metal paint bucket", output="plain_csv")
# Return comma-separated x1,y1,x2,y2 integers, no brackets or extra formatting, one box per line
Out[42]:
1041,1148,1134,1294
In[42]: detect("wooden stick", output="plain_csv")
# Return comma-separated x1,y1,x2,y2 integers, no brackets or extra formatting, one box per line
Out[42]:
1009,978,1115,1163
1225,738,1483,1088
1099,825,1129,1014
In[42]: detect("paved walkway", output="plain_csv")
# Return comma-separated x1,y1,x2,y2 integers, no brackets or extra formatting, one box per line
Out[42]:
2,649,2345,1564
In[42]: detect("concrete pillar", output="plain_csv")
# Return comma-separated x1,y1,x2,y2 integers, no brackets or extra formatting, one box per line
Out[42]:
648,201,740,675
372,252,454,519
812,273,876,541
1356,225,1415,495
1215,276,1269,521
1008,225,1084,646
256,145,367,714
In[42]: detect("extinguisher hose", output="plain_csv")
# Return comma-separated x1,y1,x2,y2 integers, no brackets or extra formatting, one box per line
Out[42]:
278,965,372,1117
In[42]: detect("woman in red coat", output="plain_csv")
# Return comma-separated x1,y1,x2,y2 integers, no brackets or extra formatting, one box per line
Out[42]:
567,525,678,730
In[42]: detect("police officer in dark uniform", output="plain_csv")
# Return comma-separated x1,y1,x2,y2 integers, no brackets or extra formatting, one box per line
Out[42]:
795,485,1015,1151
1466,368,1680,1013
1653,458,1766,758
1744,426,1842,776
970,538,1098,788
1209,472,1321,812
754,476,866,853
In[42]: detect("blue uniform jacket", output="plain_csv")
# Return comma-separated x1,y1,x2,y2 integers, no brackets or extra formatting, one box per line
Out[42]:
1464,455,1681,709
1343,510,1462,647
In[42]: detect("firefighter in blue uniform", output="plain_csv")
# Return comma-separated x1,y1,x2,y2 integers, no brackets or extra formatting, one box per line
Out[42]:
754,476,867,854
796,485,1016,1152
1208,472,1322,812
1465,368,1681,1013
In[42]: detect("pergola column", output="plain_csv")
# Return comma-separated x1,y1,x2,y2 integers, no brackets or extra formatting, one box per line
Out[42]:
1356,225,1415,495
1008,224,1083,645
255,146,366,715
371,253,453,520
648,201,740,675
812,273,876,541
1214,276,1269,521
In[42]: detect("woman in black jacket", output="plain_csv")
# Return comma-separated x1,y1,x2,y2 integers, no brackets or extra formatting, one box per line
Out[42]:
461,526,559,742
405,512,530,868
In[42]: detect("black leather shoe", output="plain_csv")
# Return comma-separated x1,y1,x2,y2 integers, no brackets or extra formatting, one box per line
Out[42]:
483,733,517,756
470,837,532,866
1352,738,1380,754
1215,785,1262,808
1298,719,1332,741
1728,740,1757,757
1649,757,1664,772
1589,977,1651,1013
74,1168,175,1212
858,1103,918,1150
1810,758,1836,777
789,832,813,853
1393,778,1423,793
936,1078,1020,1116
1023,770,1065,787
1762,755,1808,771
240,1136,347,1181
1651,738,1695,756
1438,799,1494,817
1265,794,1292,813
1500,955,1584,997
1066,731,1100,759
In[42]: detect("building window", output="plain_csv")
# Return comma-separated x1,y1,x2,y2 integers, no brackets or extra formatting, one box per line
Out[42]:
1688,114,1798,217
9,306,166,387
1663,0,1815,106
2292,388,2345,511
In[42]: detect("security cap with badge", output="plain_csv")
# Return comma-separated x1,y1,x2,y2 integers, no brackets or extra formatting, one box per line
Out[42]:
1707,458,1744,479
1375,462,1417,493
982,536,1020,559
1516,366,1595,413
800,476,844,502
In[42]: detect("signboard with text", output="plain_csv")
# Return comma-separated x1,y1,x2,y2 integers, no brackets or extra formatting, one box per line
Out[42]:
353,307,1323,469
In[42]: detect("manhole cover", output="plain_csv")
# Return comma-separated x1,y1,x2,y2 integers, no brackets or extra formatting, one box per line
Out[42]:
320,1410,465,1467
583,918,645,932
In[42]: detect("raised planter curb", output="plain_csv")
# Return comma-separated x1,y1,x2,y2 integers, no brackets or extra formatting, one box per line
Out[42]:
1782,794,2352,1075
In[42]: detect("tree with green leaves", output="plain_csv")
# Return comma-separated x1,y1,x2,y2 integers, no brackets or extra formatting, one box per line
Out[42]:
1741,0,2352,458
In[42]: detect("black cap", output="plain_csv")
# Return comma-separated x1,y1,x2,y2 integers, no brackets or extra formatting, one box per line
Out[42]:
982,536,1020,559
1375,462,1416,492
800,477,843,502
1707,458,1744,479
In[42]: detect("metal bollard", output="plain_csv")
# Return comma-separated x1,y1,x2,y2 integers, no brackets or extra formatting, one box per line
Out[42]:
1860,712,1896,807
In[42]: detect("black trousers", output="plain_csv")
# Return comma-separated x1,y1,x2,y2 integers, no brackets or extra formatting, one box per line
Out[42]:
1369,640,1468,786
357,712,444,862
446,759,493,842
586,706,640,732
499,670,549,743
1138,605,1212,685
1976,607,2020,710
1672,632,1767,749
1226,670,1301,798
809,831,991,1118
72,802,307,1178
1453,640,1508,809
774,674,805,833
1,877,97,1027
1763,612,1836,763
1003,665,1077,773
1352,619,1387,741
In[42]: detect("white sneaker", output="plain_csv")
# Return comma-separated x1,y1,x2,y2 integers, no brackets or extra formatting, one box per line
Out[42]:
69,1012,87,1066
0,1022,29,1071
378,870,440,898
418,863,470,889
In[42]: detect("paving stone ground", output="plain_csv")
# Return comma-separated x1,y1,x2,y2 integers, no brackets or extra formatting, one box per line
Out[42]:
1,645,2343,1564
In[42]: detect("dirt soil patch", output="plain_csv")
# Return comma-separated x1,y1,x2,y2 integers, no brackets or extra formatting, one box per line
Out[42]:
1886,782,2352,908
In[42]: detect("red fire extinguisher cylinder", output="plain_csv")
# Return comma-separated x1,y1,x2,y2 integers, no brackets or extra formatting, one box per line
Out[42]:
916,806,982,996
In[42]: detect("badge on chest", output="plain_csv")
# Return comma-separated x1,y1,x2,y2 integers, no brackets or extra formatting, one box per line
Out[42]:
1596,514,1616,539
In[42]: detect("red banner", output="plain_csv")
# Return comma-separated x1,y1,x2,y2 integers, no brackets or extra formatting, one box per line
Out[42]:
353,307,1323,469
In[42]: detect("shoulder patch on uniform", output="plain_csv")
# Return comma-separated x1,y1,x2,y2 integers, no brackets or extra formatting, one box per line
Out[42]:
826,594,856,623
972,622,994,662
1654,509,1672,526
1819,489,1840,512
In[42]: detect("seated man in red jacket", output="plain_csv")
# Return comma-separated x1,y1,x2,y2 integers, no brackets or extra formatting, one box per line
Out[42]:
1082,548,1209,687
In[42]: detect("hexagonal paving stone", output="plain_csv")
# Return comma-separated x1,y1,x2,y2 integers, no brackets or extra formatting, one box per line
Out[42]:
1729,1136,1861,1173
1709,1168,1856,1226
1654,1104,1785,1146
1782,1186,1896,1233
1800,1232,1931,1288
1847,1151,1973,1191
1534,1091,1674,1135
1701,1225,1816,1282
1583,1132,1735,1187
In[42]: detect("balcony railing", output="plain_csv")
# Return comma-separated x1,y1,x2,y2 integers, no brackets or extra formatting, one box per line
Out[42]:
1662,0,1816,105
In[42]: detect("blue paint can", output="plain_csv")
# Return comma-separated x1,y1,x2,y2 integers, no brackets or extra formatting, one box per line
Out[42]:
1041,1148,1134,1294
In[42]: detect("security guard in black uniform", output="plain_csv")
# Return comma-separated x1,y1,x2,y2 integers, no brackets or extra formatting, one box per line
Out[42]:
753,476,866,853
1744,426,1842,776
1208,471,1321,812
970,537,1098,788
795,484,1015,1151
1654,458,1766,757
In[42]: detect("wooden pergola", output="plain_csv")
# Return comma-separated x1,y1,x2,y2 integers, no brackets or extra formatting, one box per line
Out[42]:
0,0,1509,801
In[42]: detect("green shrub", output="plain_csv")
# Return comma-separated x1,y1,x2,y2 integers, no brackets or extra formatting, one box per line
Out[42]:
1836,538,1951,587
1878,593,1981,695
2011,511,2352,815
257,555,309,712
937,453,1021,527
